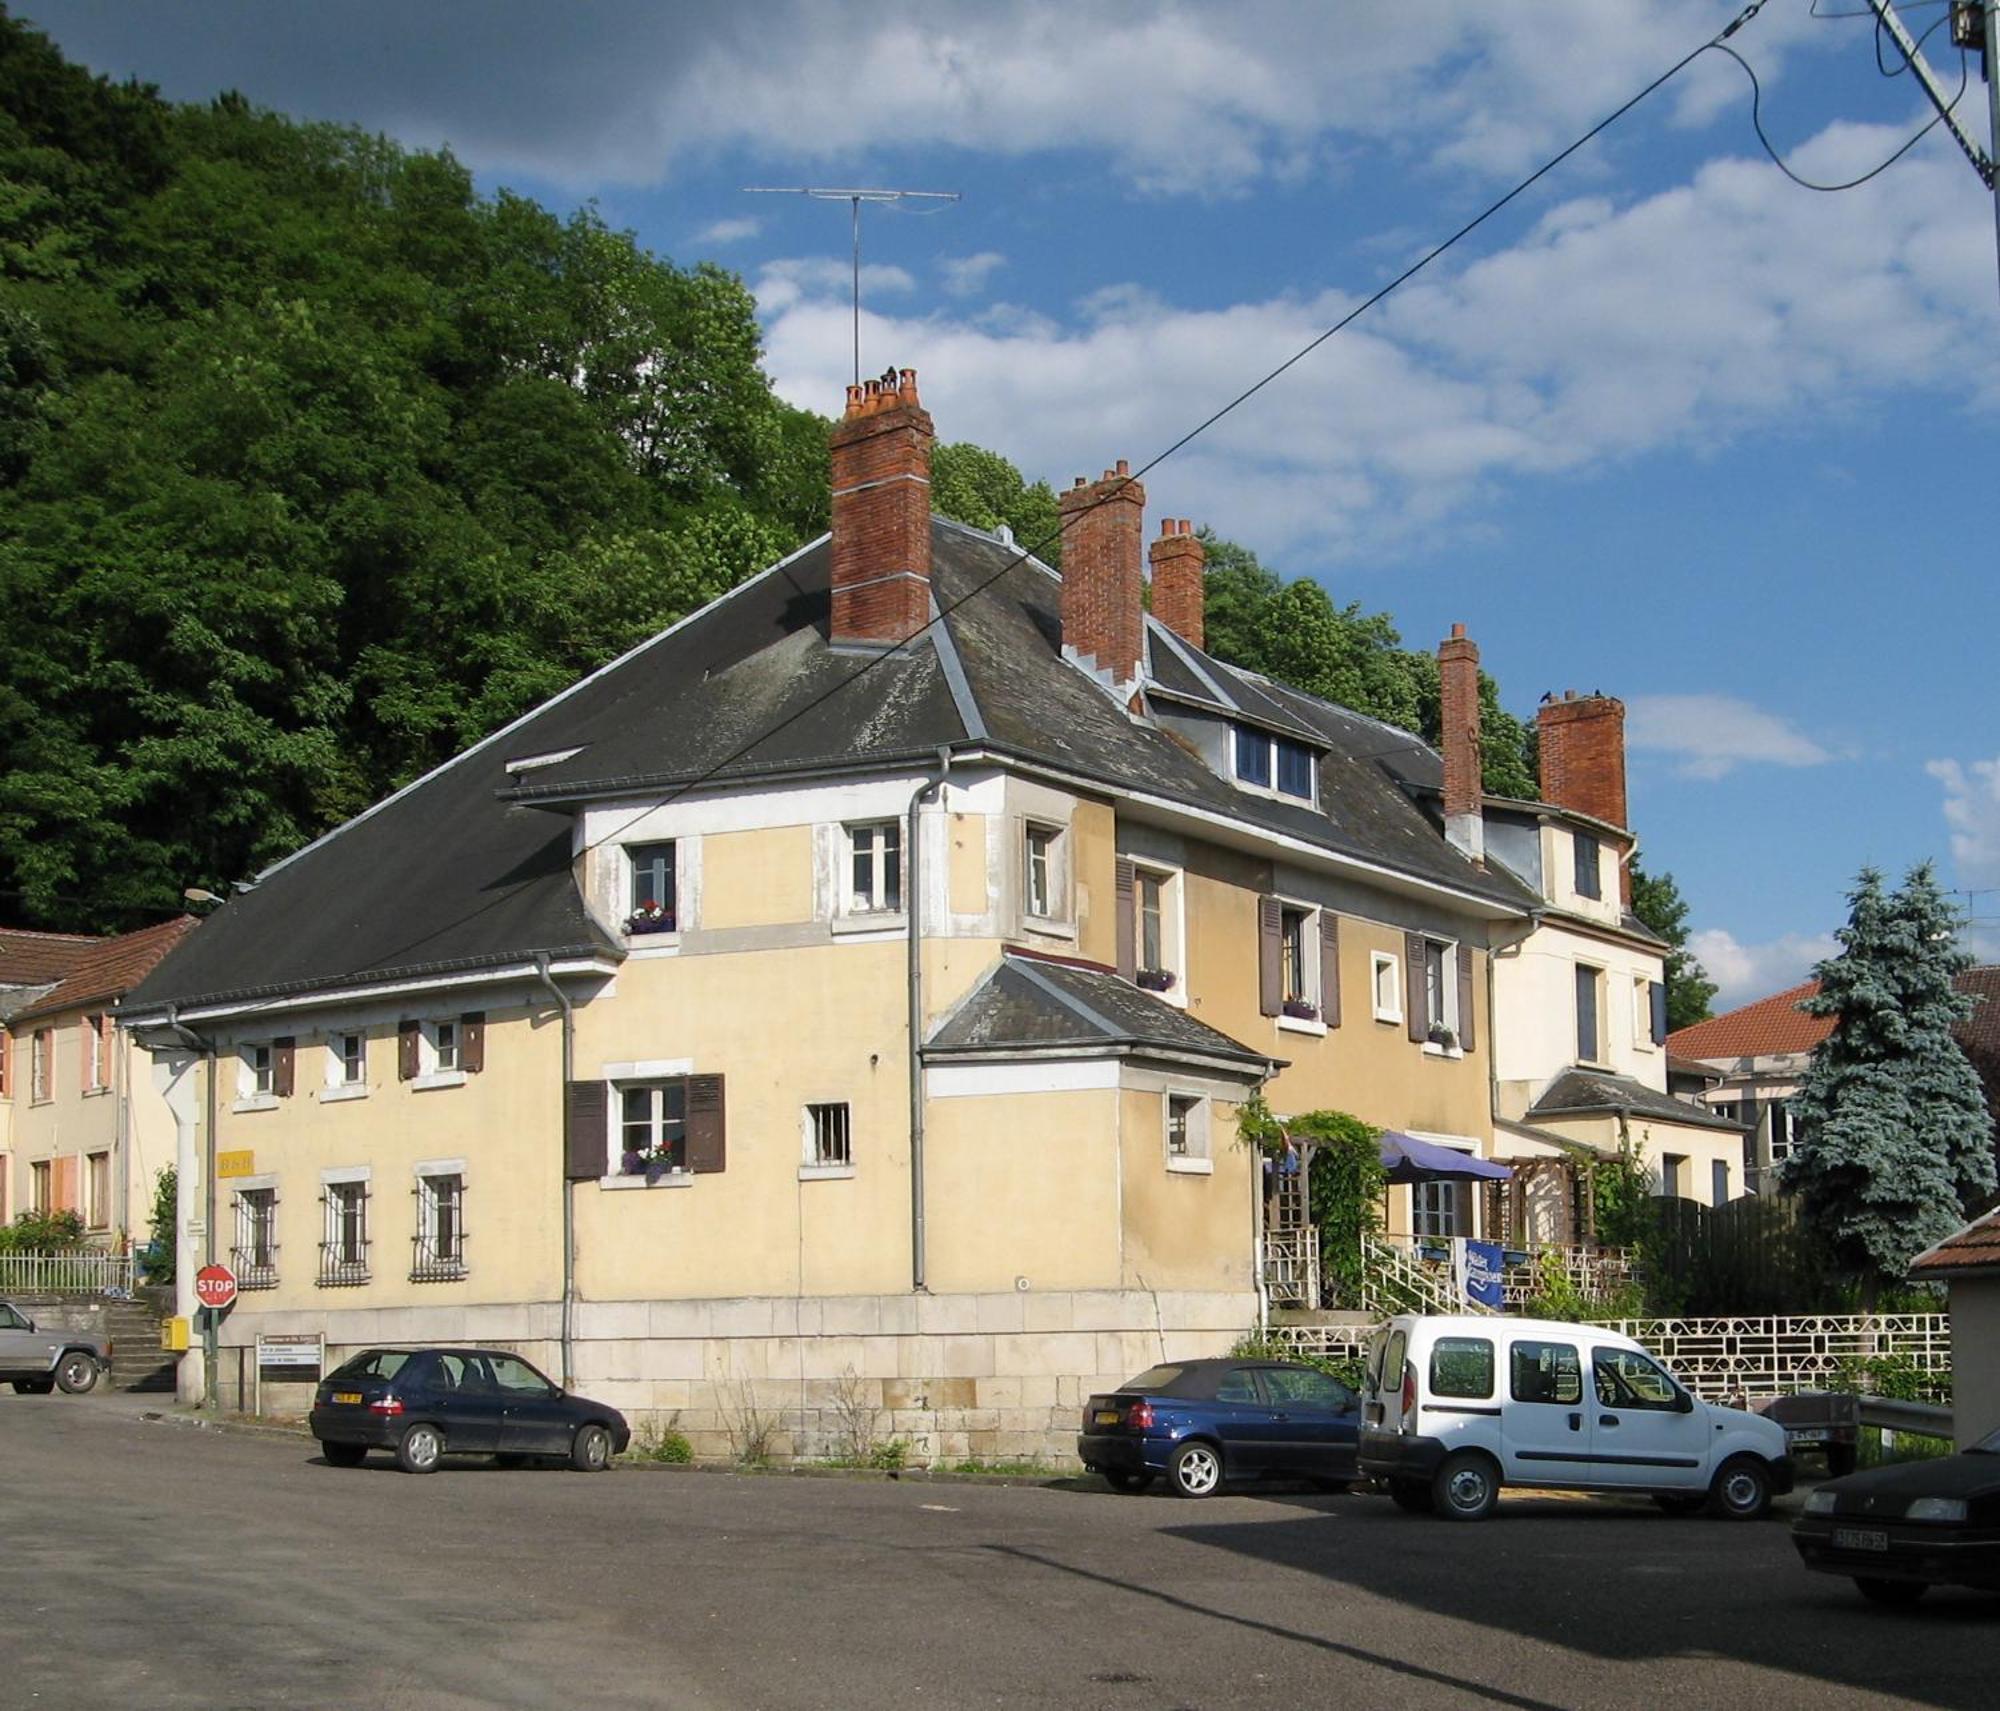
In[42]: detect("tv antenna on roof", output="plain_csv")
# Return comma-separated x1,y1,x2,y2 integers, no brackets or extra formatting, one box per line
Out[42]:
743,186,960,384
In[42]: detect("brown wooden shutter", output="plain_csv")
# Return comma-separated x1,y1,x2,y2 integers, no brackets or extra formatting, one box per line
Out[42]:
1114,858,1137,982
273,1037,296,1098
1319,911,1342,1028
565,1080,609,1180
1404,932,1427,1042
397,1019,421,1081
687,1074,727,1174
0,1027,10,1098
460,1012,486,1074
1456,943,1476,1052
78,1016,90,1090
1258,895,1283,1017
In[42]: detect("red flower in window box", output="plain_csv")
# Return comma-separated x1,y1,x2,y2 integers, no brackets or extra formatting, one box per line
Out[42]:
624,899,676,935
1281,998,1318,1021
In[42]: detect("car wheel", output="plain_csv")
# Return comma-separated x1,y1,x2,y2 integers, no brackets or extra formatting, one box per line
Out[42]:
1824,1445,1859,1479
1102,1468,1153,1493
1389,1478,1434,1513
1653,1494,1707,1516
55,1352,100,1395
395,1422,445,1475
1854,1577,1928,1607
320,1441,367,1468
1707,1455,1772,1520
1432,1452,1501,1522
570,1423,613,1472
1168,1440,1223,1499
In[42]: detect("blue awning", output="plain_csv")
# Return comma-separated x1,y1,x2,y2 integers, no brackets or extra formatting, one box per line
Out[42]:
1378,1132,1513,1184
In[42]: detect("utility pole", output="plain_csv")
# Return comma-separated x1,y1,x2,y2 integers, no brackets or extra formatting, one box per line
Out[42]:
1867,0,2000,299
743,187,960,383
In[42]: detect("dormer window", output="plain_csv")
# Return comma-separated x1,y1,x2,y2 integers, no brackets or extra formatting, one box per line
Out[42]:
1231,725,1316,803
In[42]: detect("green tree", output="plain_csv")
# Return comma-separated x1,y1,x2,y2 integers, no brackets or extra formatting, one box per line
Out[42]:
931,440,1061,567
1629,861,1717,1031
1783,864,1995,1302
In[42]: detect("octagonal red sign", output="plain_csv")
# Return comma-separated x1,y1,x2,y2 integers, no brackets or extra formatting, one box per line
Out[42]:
194,1263,237,1311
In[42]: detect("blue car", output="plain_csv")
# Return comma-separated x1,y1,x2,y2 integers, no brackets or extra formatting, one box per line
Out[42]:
1077,1357,1361,1498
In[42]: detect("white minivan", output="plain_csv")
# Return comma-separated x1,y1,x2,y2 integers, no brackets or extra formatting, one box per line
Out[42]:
1359,1314,1793,1522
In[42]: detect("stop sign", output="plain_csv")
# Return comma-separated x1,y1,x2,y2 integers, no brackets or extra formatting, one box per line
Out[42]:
194,1263,238,1311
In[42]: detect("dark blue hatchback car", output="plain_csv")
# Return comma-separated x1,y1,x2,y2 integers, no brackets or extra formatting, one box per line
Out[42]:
1077,1358,1360,1498
310,1347,630,1475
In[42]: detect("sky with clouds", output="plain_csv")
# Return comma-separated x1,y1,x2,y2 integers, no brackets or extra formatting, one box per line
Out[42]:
25,0,2000,1004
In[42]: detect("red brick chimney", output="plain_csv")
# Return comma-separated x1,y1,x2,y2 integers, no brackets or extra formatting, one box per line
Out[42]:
1438,623,1484,864
1148,519,1205,652
1537,690,1628,832
828,368,934,647
1058,462,1146,689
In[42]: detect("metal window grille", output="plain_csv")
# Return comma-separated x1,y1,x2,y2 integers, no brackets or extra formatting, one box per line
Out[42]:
410,1173,467,1281
232,1188,279,1289
1166,1096,1199,1158
807,1103,851,1168
317,1180,370,1287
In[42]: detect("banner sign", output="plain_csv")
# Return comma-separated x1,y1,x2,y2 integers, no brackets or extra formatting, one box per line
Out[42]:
1460,1239,1506,1310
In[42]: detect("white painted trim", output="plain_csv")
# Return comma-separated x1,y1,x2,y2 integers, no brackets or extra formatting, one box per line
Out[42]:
927,1060,1121,1099
318,1084,369,1104
598,1171,694,1191
1371,951,1405,1024
504,746,584,775
603,1058,694,1081
126,958,617,1030
1166,1156,1215,1176
414,1157,468,1178
231,1095,280,1115
411,1070,467,1093
230,1173,279,1193
1277,1013,1327,1038
319,1165,372,1185
797,1164,856,1182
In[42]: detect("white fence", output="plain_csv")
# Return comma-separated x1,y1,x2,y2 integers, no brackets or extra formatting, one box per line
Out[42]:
0,1252,137,1296
1270,1311,1952,1400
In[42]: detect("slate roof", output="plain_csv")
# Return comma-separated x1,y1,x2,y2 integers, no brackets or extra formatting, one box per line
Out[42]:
1910,1206,2000,1279
926,950,1273,1073
1528,1067,1746,1133
1668,979,1831,1061
8,917,199,1026
128,520,1530,1016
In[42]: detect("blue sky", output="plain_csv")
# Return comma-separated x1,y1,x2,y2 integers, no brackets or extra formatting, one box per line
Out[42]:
26,0,2000,1004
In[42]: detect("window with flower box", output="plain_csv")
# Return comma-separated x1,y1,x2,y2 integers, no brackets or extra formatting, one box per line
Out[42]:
1115,859,1184,994
625,841,677,935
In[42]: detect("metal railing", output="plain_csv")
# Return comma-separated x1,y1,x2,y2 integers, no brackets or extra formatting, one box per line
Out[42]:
0,1252,136,1296
1357,1234,1463,1318
1261,1229,1319,1308
1598,1313,1952,1402
1502,1244,1638,1308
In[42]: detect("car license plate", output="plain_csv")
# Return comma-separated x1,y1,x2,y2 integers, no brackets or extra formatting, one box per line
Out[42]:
1786,1429,1827,1447
1834,1527,1889,1553
332,1391,362,1405
1094,1410,1121,1425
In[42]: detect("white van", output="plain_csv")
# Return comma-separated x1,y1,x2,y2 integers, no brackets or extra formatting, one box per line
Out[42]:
1359,1314,1793,1522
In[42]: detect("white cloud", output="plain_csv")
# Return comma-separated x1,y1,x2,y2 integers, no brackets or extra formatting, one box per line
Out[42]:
753,258,916,316
693,216,761,247
1928,756,2000,958
940,252,1007,298
1688,927,1839,1010
755,128,1996,560
1624,694,1832,780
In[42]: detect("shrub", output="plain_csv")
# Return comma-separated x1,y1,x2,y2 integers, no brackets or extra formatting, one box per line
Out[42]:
634,1419,695,1463
0,1208,88,1254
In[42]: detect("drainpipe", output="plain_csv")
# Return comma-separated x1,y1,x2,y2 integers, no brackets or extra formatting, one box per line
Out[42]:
534,956,577,1388
906,747,952,1293
160,1004,218,1410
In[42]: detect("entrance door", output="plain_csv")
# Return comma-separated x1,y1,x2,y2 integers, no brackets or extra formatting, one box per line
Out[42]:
1586,1346,1712,1490
1498,1336,1596,1485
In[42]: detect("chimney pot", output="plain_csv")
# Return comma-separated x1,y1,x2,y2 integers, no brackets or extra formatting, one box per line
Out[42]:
1116,459,1130,478
1450,622,1465,639
1148,510,1206,653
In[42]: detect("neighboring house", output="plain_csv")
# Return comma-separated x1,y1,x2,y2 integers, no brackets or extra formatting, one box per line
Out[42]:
0,918,197,1245
1668,968,1997,1197
1910,1207,2000,1449
123,371,1543,1457
1414,639,1745,1244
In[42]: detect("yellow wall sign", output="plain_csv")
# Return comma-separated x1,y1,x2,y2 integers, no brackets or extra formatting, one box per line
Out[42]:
216,1150,257,1179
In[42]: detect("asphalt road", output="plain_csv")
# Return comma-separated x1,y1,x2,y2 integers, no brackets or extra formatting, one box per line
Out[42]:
1,1391,1992,1711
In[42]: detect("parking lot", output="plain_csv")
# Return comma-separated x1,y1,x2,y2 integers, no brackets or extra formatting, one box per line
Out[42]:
2,1390,1992,1710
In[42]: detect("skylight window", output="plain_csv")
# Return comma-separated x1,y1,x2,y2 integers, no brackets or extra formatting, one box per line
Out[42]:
1231,725,1315,803
504,747,584,775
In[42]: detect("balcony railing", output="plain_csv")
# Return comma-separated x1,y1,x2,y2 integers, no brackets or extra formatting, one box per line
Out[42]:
316,1246,370,1288
230,1249,279,1291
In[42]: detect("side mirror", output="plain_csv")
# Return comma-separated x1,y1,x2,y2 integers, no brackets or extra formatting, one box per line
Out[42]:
1675,1390,1695,1414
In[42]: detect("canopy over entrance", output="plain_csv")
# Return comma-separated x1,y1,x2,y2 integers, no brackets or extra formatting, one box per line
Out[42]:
1378,1132,1513,1185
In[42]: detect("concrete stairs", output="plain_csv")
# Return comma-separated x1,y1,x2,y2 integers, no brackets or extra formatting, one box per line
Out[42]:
103,1296,177,1393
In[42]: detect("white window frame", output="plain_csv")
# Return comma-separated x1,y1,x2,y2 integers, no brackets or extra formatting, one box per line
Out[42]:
1164,1092,1213,1174
318,1166,371,1286
1419,938,1462,1055
30,1159,51,1213
1274,899,1325,1035
1631,976,1656,1054
840,819,905,921
1411,1179,1469,1240
31,1028,51,1103
615,1078,692,1183
82,1014,109,1093
410,1019,467,1091
323,1031,369,1102
231,1177,280,1288
1229,725,1316,804
1575,962,1607,1066
236,1041,278,1112
412,1159,467,1279
85,1150,111,1230
1132,862,1186,1001
1371,951,1404,1024
623,839,679,938
1022,820,1069,927
800,1101,855,1180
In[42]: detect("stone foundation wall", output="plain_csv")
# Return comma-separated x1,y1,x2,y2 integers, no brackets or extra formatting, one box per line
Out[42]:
214,1289,1259,1465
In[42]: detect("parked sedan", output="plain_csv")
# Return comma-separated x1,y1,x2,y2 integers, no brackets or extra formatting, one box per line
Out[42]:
1791,1425,2000,1604
309,1347,630,1474
1078,1358,1360,1498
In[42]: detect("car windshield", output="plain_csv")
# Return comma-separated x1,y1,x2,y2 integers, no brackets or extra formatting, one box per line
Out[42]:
327,1349,413,1383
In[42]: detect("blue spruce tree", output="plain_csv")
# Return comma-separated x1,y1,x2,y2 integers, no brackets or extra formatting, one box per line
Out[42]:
1783,864,1994,1302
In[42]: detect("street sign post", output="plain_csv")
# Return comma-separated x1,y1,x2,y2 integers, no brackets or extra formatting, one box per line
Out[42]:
193,1263,238,1312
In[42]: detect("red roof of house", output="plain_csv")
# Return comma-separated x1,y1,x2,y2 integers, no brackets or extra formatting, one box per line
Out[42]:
1911,1206,2000,1277
6,917,199,1025
0,927,97,989
1667,979,1833,1060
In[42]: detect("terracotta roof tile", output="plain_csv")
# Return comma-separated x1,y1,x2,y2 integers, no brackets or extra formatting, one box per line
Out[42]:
0,927,96,988
1911,1206,2000,1276
7,917,199,1024
1667,979,1832,1060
